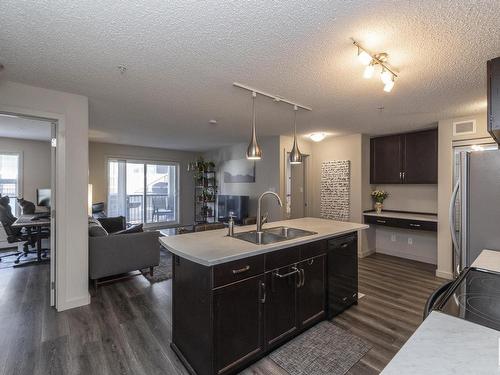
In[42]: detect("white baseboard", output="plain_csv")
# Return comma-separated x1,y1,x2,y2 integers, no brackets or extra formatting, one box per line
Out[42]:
435,269,454,280
359,248,376,258
375,248,436,265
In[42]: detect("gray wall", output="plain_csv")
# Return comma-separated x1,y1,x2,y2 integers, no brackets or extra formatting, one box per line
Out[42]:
0,137,51,205
89,141,198,226
204,136,282,222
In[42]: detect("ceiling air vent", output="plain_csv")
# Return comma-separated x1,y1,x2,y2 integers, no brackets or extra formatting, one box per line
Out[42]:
453,119,476,136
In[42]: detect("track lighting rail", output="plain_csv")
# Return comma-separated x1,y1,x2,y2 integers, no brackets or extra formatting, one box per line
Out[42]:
233,82,312,111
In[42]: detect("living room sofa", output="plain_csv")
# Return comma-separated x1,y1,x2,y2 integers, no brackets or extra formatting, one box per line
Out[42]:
88,216,160,287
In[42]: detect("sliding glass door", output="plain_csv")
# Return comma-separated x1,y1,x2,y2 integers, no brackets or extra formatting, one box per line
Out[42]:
0,153,21,216
108,158,179,226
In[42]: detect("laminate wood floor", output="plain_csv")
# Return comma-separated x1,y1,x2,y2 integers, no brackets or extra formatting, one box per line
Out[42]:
0,253,445,375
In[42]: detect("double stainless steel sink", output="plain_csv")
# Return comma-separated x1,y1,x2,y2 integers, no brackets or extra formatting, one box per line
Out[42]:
232,226,317,245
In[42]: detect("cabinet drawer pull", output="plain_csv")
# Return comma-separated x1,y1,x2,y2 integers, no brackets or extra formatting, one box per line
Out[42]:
342,297,348,302
273,266,299,279
340,243,349,249
409,223,421,227
300,269,306,287
376,220,386,224
232,265,250,274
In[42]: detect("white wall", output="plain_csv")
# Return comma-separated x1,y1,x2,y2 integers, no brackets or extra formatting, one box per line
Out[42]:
372,184,438,213
437,113,491,279
0,137,51,205
204,136,282,221
89,141,198,226
0,81,89,311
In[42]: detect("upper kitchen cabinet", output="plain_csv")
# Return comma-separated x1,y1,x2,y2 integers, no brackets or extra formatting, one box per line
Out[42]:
370,128,438,184
488,57,500,144
370,134,403,184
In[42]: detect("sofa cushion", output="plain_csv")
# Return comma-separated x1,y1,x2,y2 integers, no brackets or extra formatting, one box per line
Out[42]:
89,218,108,237
112,223,143,235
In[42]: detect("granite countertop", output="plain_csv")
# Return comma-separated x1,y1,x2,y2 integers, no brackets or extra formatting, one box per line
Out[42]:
363,210,438,222
381,249,500,374
159,217,368,266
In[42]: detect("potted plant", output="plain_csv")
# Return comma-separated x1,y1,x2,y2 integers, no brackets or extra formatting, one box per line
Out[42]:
371,190,389,214
207,161,215,172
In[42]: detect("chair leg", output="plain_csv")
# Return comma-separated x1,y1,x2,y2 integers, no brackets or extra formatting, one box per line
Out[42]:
150,267,154,276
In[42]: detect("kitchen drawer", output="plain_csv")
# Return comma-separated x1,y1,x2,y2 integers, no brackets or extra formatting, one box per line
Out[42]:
300,240,327,260
213,255,265,288
364,215,437,232
265,246,300,271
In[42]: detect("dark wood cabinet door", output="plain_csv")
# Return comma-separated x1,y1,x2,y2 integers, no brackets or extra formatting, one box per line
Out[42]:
370,135,403,184
403,129,438,184
488,57,500,143
213,275,265,374
264,265,298,348
297,255,326,327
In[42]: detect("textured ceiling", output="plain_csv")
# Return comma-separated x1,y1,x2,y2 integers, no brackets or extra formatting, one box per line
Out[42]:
0,0,498,151
0,116,51,141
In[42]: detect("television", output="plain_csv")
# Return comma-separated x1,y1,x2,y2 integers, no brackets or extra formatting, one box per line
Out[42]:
37,188,51,207
217,195,249,224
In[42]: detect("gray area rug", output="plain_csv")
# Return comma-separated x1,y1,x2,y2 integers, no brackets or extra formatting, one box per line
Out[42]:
269,321,371,375
142,247,172,283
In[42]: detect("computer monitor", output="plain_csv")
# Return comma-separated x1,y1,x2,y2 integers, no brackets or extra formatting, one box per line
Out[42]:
37,188,51,207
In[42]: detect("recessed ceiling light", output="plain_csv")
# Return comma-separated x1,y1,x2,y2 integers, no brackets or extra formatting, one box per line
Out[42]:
209,119,217,125
309,132,327,142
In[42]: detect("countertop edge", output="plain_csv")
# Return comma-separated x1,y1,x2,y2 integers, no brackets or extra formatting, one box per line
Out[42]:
160,224,368,266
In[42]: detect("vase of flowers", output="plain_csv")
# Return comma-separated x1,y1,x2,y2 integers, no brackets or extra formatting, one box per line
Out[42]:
371,190,389,214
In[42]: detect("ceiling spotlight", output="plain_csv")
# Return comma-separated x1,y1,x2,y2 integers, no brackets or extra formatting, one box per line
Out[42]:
352,39,398,93
380,69,393,85
357,49,372,66
309,132,327,142
363,63,375,79
383,76,395,92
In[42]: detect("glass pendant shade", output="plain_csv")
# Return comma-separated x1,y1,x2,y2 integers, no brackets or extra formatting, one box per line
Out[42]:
246,93,262,160
289,109,303,165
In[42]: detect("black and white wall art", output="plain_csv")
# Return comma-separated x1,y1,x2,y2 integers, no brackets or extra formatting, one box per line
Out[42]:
222,158,256,183
320,160,350,221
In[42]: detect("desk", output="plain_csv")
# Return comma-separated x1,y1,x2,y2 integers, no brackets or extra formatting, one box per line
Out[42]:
11,214,50,265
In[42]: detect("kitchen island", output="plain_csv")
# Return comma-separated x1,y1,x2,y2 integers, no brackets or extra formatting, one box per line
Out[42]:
160,217,368,375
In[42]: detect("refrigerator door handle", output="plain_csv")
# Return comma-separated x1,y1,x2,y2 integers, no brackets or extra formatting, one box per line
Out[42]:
449,180,461,275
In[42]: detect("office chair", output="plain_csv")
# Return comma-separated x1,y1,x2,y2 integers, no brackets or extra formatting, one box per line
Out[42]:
0,197,46,263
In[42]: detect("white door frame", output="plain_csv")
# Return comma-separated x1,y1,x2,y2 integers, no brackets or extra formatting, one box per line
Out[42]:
0,106,63,309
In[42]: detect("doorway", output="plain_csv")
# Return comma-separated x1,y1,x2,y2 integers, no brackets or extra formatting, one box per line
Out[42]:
285,153,309,219
0,112,57,306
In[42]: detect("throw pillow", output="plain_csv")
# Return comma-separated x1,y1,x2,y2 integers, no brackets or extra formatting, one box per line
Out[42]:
112,223,144,235
88,218,108,237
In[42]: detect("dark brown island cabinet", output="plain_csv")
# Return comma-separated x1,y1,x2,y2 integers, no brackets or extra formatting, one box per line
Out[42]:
171,233,358,375
488,57,500,144
370,128,438,184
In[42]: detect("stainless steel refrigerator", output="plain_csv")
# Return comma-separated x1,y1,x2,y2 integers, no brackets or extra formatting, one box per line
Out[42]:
450,145,500,276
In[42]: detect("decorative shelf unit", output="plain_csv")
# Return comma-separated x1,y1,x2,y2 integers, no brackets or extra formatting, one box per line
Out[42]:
193,169,218,225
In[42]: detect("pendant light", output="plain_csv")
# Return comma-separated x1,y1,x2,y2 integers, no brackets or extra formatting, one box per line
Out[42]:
289,105,303,165
246,91,262,160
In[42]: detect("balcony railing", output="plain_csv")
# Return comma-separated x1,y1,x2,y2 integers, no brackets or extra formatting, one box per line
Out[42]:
108,193,176,224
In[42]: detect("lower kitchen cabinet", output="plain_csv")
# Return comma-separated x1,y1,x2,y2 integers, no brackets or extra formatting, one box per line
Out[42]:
213,275,265,374
171,235,357,375
265,265,299,348
298,255,326,326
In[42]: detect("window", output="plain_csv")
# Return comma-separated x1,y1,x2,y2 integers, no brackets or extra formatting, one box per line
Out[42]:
0,153,21,216
107,158,179,225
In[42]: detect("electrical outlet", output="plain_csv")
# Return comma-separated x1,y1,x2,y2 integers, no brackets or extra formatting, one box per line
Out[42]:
391,234,396,242
408,237,413,245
